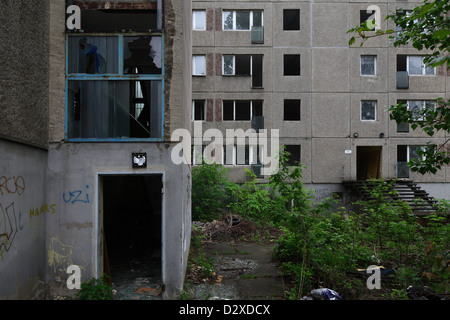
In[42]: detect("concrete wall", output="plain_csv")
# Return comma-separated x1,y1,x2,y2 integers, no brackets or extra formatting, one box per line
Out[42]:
0,139,48,299
0,0,50,149
45,142,191,298
192,0,450,186
0,0,50,299
45,0,192,299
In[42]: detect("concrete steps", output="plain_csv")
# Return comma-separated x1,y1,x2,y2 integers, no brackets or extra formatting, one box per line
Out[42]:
343,179,440,215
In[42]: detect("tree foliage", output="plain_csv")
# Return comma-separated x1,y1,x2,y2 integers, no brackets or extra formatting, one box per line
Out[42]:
349,0,450,174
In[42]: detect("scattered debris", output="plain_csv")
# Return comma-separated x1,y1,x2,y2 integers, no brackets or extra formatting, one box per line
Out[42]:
135,286,162,296
407,286,448,300
356,266,395,277
309,288,342,300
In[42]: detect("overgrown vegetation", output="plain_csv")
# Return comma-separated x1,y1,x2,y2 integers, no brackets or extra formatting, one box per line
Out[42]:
190,148,449,299
75,275,114,300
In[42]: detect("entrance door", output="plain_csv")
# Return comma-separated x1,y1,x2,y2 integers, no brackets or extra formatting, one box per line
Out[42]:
357,146,382,180
101,174,163,286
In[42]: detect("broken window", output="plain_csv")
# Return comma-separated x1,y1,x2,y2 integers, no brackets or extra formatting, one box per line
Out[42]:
66,2,164,140
192,100,205,121
66,1,162,32
360,55,376,76
283,9,300,31
361,100,376,121
283,99,301,121
193,10,206,31
284,54,300,76
68,80,162,139
223,10,263,31
223,100,263,121
193,55,206,76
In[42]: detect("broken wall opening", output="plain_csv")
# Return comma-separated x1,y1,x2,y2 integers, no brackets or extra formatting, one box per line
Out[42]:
102,174,162,288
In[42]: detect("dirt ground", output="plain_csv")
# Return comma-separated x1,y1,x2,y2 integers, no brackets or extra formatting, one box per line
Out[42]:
183,217,401,301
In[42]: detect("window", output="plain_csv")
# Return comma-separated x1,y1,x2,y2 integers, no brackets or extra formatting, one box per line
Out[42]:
360,55,376,76
397,145,426,178
360,9,376,31
223,10,263,31
361,100,376,121
223,55,250,75
284,100,301,121
223,145,261,166
193,10,206,31
192,100,205,121
283,9,300,30
407,56,435,75
407,100,436,121
222,54,263,87
223,100,263,121
192,55,206,76
285,145,301,166
284,54,301,76
67,35,163,140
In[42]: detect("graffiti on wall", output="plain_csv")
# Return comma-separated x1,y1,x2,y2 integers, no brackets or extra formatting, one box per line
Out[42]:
48,237,74,273
29,203,57,218
0,176,26,196
0,202,22,259
63,185,90,204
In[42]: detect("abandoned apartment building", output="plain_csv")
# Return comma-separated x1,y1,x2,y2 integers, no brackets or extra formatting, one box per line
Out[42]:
0,0,449,300
191,0,450,203
0,0,192,299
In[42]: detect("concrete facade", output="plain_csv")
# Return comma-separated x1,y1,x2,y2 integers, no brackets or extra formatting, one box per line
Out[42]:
191,0,450,200
1,0,192,299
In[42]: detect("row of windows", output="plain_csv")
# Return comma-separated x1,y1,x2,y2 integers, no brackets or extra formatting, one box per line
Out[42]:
193,9,300,31
192,144,301,166
192,99,436,123
193,54,435,78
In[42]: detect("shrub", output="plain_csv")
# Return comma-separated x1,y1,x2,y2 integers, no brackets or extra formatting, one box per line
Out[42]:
75,275,113,300
192,162,234,222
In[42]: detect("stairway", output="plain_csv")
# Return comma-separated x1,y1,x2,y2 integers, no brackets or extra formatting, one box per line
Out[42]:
343,179,439,215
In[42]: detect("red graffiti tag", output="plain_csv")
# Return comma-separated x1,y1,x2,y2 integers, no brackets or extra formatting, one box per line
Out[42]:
0,176,25,196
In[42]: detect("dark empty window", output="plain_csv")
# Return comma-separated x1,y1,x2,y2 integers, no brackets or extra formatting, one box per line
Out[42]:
397,55,407,72
223,101,234,121
283,9,300,30
66,1,162,33
235,101,251,121
223,100,263,121
235,55,251,75
284,55,300,76
360,10,376,31
285,145,301,166
284,100,301,121
193,100,205,121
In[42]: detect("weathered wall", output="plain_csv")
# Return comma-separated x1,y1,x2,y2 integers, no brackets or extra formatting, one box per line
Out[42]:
45,0,192,299
45,142,190,298
0,0,50,149
0,139,48,299
0,0,50,299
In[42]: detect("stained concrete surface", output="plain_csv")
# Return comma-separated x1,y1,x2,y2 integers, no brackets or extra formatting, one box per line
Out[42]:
186,242,285,300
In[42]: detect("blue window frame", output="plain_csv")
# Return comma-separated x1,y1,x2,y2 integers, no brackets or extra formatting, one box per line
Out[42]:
66,33,164,142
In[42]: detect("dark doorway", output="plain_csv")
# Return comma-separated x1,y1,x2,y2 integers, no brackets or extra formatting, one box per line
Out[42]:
357,146,382,180
102,174,162,293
